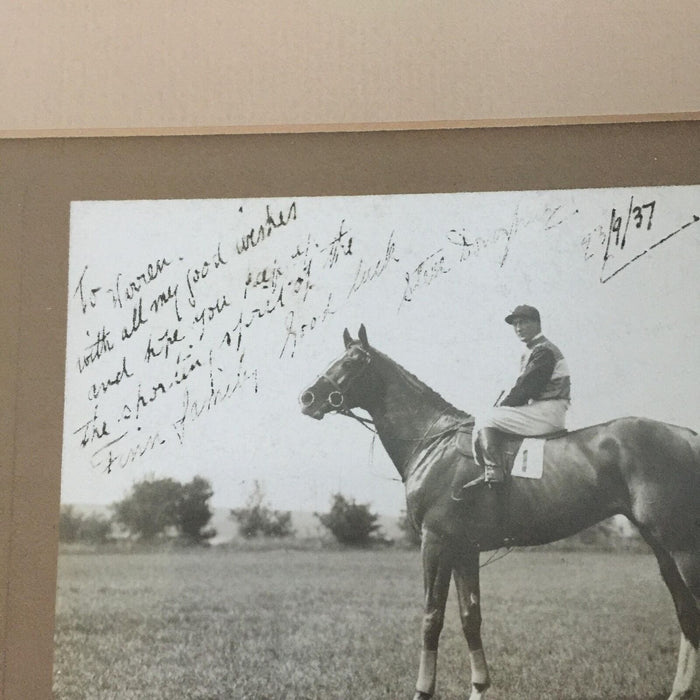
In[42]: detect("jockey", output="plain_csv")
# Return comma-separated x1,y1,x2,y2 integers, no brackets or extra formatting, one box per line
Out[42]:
474,305,571,484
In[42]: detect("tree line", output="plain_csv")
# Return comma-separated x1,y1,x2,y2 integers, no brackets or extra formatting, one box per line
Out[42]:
59,476,416,547
60,476,218,545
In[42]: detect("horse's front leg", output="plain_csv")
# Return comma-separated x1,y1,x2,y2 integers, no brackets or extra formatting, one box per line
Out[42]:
413,528,453,700
453,546,491,700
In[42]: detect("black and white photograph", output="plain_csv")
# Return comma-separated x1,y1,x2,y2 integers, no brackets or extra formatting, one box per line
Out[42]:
54,185,700,699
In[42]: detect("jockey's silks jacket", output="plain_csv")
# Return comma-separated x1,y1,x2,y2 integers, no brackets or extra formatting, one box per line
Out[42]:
500,334,571,407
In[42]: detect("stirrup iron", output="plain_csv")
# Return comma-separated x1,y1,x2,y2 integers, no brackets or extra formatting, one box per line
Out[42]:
484,463,505,484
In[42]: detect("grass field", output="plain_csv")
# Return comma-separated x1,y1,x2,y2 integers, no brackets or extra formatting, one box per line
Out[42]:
53,546,692,700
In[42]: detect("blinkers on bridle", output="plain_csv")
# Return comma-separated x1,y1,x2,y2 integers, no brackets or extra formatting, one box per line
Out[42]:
300,344,372,413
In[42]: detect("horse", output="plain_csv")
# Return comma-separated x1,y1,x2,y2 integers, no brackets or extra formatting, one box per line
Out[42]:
299,325,700,700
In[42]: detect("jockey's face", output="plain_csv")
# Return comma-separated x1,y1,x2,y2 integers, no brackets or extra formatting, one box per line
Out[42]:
511,317,540,345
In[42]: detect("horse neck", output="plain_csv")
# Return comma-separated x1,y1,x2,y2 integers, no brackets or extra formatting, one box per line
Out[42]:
364,351,463,479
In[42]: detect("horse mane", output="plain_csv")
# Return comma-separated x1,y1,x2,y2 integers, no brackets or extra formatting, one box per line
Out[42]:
371,347,472,423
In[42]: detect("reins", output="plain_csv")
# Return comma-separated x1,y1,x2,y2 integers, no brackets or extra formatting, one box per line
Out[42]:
335,406,468,482
313,342,473,488
337,407,376,432
338,406,465,447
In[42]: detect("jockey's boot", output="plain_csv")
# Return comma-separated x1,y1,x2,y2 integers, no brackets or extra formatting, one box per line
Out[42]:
480,427,505,485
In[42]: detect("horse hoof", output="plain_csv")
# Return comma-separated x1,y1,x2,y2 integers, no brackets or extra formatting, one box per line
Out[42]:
412,693,432,700
668,691,694,700
469,681,490,699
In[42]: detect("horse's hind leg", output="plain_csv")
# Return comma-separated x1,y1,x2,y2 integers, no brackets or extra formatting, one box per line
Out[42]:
639,528,700,700
669,551,700,699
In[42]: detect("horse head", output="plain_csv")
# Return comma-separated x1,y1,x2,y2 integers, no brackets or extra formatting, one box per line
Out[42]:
299,324,377,419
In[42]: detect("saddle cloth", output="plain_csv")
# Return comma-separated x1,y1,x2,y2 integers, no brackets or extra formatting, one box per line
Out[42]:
502,430,568,479
457,428,568,482
509,438,545,479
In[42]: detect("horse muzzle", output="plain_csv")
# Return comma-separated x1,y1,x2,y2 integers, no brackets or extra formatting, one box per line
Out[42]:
299,389,325,419
300,384,346,419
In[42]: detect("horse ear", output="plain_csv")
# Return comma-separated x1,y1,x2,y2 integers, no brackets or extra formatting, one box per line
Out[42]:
358,324,369,349
343,328,353,348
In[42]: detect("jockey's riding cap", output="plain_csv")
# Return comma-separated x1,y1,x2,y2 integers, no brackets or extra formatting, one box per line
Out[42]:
505,304,540,325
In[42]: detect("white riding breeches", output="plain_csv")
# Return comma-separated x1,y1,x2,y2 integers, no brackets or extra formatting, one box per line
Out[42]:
474,399,569,436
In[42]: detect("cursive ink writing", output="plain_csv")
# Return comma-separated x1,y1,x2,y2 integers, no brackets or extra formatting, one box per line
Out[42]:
121,298,148,340
185,244,228,308
279,292,336,359
401,249,450,307
77,327,115,373
90,430,165,474
322,220,353,268
87,356,133,401
144,328,186,362
73,404,111,447
235,202,297,255
107,257,172,310
347,232,399,298
73,192,644,480
73,266,101,314
172,352,258,444
193,294,231,341
544,204,579,231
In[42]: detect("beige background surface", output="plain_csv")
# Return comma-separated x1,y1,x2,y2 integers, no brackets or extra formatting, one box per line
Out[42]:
2,1,699,136
1,4,699,699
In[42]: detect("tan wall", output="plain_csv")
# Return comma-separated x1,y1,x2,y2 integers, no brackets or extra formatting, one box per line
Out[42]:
2,2,699,136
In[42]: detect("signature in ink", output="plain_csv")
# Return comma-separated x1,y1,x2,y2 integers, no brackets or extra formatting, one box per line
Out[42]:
90,430,165,474
172,352,258,443
400,249,450,307
446,207,519,269
543,204,579,231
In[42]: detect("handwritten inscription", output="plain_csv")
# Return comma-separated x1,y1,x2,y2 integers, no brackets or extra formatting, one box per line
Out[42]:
69,201,397,472
77,327,115,373
401,250,450,306
68,190,693,478
348,232,399,298
67,198,529,474
579,195,699,283
235,202,297,255
69,202,300,473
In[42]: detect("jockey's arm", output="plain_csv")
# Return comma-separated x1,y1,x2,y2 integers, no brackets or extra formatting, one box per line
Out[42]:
500,346,556,407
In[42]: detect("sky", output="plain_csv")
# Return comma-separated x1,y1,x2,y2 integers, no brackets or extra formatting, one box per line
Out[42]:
61,186,700,516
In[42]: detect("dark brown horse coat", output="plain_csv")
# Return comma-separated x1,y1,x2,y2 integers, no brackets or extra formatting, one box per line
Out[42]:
301,326,700,700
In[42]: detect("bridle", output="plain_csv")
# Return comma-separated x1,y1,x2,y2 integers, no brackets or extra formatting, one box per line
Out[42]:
300,345,467,468
322,348,372,411
300,345,375,426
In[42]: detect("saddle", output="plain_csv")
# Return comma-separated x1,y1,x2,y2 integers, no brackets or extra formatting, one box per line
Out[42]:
452,427,568,494
446,426,567,549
